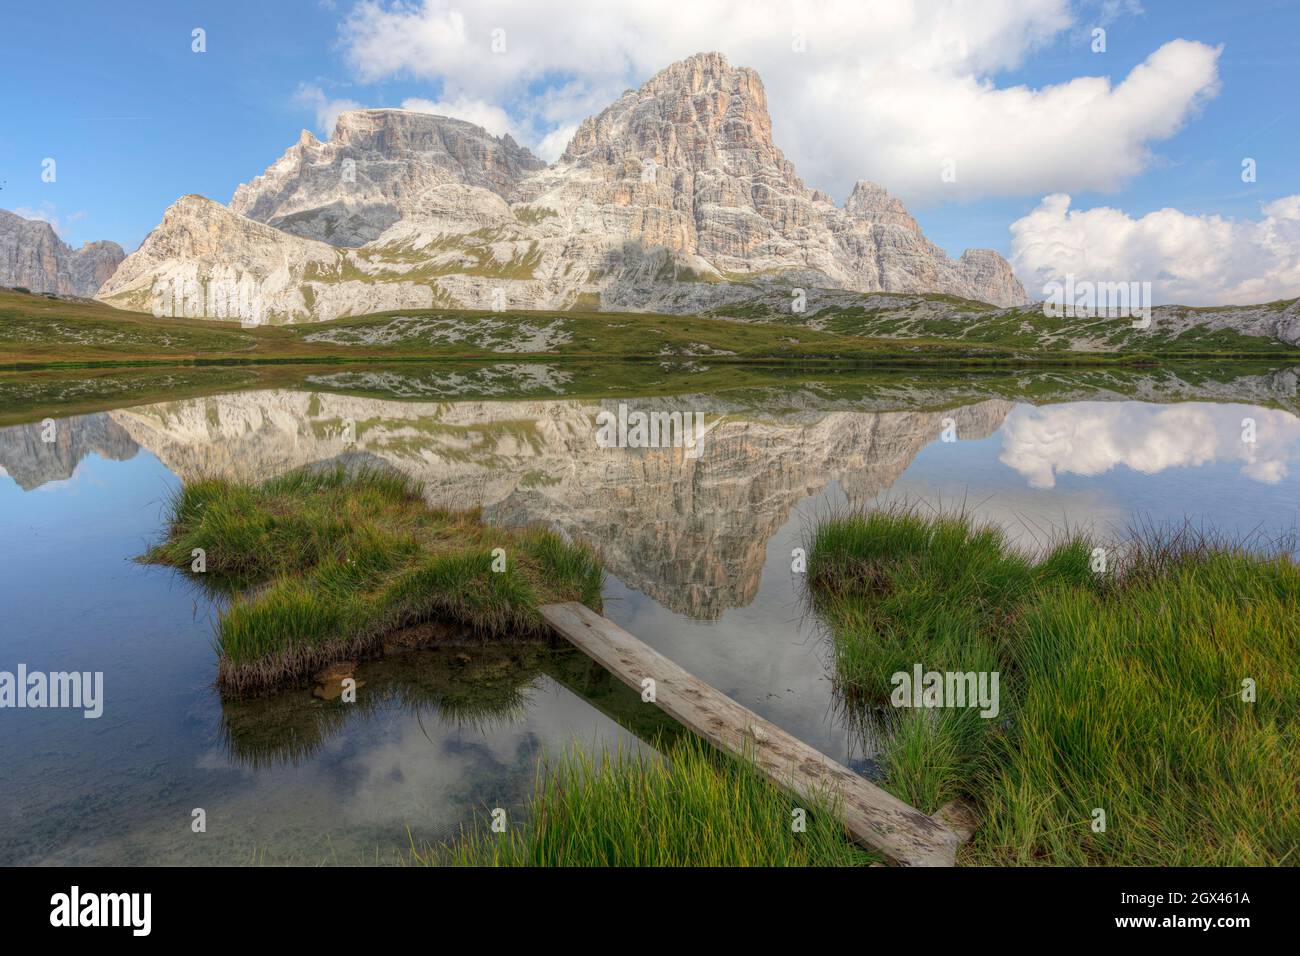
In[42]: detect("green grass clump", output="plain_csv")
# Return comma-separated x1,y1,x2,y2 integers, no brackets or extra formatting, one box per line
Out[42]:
807,509,1300,865
144,464,603,695
435,735,878,867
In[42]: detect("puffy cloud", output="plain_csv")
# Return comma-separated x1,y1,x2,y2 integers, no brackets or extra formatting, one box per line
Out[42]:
533,124,577,163
399,96,522,141
998,401,1300,489
334,0,1219,203
1010,193,1300,305
293,83,363,136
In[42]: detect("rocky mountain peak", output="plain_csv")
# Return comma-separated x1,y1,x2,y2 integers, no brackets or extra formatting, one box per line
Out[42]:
100,52,1029,317
0,208,125,297
561,51,787,178
230,108,545,247
955,248,1028,307
844,180,923,233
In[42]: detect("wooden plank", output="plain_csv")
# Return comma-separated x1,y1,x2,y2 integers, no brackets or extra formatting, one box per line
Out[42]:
538,601,967,867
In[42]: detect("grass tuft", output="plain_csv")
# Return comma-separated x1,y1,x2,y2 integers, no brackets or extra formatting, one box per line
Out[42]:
428,735,879,867
806,508,1300,865
143,463,603,695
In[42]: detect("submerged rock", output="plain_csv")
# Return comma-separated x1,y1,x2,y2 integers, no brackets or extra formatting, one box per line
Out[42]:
312,662,361,700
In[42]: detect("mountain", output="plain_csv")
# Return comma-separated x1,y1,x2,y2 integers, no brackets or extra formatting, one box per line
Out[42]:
1,209,125,297
229,110,547,246
95,194,439,322
525,54,1024,308
98,52,1028,322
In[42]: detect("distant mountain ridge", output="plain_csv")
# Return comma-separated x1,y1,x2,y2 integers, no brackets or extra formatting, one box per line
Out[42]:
0,209,124,298
97,52,1028,322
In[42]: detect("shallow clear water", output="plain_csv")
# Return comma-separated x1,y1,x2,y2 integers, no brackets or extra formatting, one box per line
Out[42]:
2,369,1298,863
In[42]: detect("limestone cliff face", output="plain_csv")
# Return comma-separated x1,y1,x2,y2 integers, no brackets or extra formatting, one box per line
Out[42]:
547,51,808,265
230,111,546,247
98,52,1028,322
103,389,1011,618
955,249,1028,309
96,196,438,322
833,182,1019,299
0,209,125,297
537,56,1024,304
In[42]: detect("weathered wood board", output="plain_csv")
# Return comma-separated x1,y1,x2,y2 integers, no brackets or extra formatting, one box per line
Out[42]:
538,601,968,866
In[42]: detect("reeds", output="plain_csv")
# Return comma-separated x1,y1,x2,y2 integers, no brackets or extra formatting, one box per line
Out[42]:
431,735,879,867
806,507,1300,865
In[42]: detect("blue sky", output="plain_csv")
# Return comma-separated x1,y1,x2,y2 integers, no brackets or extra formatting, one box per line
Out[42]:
943,4,1298,245
2,1,1297,304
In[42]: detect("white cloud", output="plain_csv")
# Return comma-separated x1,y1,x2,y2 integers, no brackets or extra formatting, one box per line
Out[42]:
11,205,93,245
14,203,64,235
335,0,1218,204
1096,0,1144,28
10,201,86,238
534,124,577,163
1010,193,1300,305
294,82,364,136
399,96,521,140
998,401,1300,488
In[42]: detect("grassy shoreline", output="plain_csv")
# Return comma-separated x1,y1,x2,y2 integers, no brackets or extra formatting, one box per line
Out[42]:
4,354,1298,431
6,288,1299,370
429,736,879,867
806,510,1299,865
143,465,603,695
